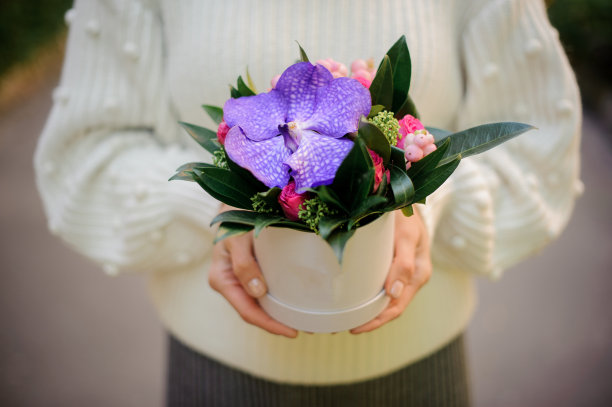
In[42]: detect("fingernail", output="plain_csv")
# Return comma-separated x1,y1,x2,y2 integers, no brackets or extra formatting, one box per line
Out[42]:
390,280,404,299
247,278,266,297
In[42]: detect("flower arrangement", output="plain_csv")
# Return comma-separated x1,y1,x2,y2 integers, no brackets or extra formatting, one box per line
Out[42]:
171,36,533,262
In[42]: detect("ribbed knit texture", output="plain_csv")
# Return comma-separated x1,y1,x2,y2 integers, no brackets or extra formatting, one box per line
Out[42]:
35,0,581,384
167,334,470,407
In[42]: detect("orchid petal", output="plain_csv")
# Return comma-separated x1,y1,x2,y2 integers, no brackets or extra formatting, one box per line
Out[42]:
285,130,354,193
304,77,372,138
275,62,333,123
223,91,286,141
225,126,291,188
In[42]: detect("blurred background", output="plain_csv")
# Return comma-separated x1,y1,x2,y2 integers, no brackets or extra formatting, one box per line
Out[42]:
0,1,610,406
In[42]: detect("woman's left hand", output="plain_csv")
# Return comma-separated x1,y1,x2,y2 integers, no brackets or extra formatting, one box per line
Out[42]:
350,209,432,334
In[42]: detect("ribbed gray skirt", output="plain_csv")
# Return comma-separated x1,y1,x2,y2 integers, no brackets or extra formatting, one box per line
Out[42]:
166,334,471,407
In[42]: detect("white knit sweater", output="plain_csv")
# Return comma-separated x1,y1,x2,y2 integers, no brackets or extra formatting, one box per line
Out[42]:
35,0,581,384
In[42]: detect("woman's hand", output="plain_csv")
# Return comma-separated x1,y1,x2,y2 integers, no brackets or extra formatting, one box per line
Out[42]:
350,209,432,334
208,210,298,338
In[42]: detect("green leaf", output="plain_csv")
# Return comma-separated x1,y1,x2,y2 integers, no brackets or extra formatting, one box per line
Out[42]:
254,215,284,237
426,126,452,143
401,205,414,217
389,165,415,208
438,122,535,166
211,210,260,227
201,105,224,125
237,76,256,96
369,55,394,111
358,118,391,164
331,138,372,209
230,85,241,98
351,168,375,212
225,155,268,192
214,222,253,244
326,228,356,264
385,35,412,112
413,156,461,202
394,94,420,119
193,168,255,209
407,138,451,180
318,217,347,240
191,171,245,209
175,162,215,173
179,122,221,154
311,185,348,213
255,187,282,210
169,170,196,182
367,104,385,119
297,41,309,62
390,145,407,170
246,67,258,94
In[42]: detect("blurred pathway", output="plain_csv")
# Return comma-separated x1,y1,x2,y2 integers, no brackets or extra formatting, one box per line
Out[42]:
0,74,610,406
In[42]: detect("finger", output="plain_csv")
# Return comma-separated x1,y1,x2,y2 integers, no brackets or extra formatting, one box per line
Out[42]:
350,283,419,334
208,252,298,338
225,232,268,298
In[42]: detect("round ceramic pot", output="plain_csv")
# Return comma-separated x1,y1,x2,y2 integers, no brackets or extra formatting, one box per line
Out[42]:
254,212,394,333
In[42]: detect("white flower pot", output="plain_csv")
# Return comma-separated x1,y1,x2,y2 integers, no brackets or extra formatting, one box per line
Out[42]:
254,212,394,333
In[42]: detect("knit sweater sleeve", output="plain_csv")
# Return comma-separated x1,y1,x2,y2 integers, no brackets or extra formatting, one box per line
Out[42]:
34,0,218,275
417,0,582,278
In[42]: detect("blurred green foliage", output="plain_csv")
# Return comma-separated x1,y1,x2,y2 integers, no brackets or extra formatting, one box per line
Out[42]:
0,0,73,77
548,0,612,108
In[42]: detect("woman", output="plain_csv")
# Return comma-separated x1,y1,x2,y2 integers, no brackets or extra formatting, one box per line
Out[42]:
35,0,581,405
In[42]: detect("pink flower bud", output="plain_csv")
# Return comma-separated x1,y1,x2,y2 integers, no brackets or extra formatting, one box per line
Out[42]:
423,143,437,156
353,75,372,89
414,131,435,148
316,59,348,78
351,59,368,73
398,114,425,136
270,74,281,89
405,144,424,162
368,149,386,192
397,132,415,150
278,181,309,221
217,120,230,145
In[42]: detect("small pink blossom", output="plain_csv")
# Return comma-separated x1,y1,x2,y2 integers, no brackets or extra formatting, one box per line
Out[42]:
278,180,309,221
397,114,425,149
369,149,387,192
270,74,281,89
217,120,230,145
316,58,349,78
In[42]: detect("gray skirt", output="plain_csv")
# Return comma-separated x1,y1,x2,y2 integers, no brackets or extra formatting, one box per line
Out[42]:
166,334,471,407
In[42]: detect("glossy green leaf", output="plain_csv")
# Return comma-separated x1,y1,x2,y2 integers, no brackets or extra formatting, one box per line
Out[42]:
214,222,253,244
179,122,221,154
385,35,412,112
225,155,268,192
413,156,461,202
191,170,245,209
401,205,414,217
254,216,284,237
169,170,196,182
390,145,406,168
211,210,260,227
311,185,348,213
426,127,452,143
230,85,241,99
394,94,419,119
237,76,256,96
369,55,394,111
193,168,255,209
389,165,415,208
367,104,385,119
407,138,450,180
297,42,309,62
318,217,347,240
326,228,356,264
331,138,372,209
201,105,224,125
358,118,391,164
438,122,535,166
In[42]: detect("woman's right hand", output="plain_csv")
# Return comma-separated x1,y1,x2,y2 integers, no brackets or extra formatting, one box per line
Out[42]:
208,221,298,338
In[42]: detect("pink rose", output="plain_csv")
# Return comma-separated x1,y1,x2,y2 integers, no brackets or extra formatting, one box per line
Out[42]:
278,181,309,221
369,149,387,192
397,115,424,149
217,120,230,145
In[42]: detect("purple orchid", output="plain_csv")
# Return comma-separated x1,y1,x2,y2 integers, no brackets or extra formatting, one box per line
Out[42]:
223,62,371,193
